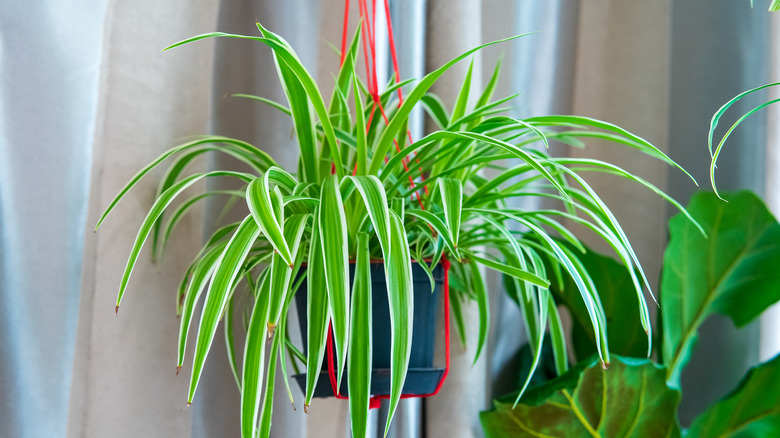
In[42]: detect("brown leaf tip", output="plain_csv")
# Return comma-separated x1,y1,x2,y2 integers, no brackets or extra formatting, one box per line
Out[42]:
267,323,277,342
304,404,309,414
176,366,182,375
115,306,119,315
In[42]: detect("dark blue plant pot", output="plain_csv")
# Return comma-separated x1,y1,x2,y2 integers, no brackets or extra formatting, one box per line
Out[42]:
293,261,445,398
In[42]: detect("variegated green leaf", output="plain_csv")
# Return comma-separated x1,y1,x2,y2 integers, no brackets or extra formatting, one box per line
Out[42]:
246,171,292,266
318,175,350,390
268,214,309,331
115,170,253,310
241,271,270,438
464,251,549,288
348,232,372,438
384,210,414,436
467,261,490,364
305,208,329,408
258,329,281,438
189,215,261,403
177,241,226,370
438,178,463,250
344,175,391,253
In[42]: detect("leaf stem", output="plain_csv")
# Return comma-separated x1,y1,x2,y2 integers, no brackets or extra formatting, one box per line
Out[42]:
561,389,601,438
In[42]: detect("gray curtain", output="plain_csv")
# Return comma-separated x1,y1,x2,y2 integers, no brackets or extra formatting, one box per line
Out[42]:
0,1,776,438
0,2,108,437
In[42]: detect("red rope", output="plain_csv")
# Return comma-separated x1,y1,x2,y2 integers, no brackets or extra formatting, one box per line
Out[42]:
324,0,450,410
339,0,351,66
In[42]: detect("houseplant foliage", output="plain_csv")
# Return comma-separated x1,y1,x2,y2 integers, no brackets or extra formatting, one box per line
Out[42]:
97,21,699,438
480,190,780,437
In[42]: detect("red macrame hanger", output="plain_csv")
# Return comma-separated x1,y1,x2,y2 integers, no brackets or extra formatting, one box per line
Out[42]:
326,0,451,410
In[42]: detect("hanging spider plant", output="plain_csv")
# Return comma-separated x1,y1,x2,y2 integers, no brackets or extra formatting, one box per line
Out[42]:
96,21,699,438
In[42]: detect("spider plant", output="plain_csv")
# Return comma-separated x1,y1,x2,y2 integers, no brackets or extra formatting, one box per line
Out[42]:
96,22,698,438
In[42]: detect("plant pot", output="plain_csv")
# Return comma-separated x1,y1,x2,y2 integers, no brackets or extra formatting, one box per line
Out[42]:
293,261,445,398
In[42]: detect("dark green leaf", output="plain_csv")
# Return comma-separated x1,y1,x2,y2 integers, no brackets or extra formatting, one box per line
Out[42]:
480,356,681,438
662,191,780,387
688,353,780,437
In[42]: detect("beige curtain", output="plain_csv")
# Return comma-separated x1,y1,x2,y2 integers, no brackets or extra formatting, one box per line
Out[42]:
68,0,219,437
64,1,776,437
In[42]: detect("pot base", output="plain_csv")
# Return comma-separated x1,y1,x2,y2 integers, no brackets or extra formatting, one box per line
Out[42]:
292,367,446,398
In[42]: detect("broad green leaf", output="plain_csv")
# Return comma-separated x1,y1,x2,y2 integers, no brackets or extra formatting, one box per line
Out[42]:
305,208,330,408
241,272,270,438
189,215,261,403
438,178,463,250
115,170,252,310
480,356,681,438
662,191,780,388
348,233,372,438
384,210,414,436
772,0,780,11
246,170,292,266
688,353,780,437
319,175,350,390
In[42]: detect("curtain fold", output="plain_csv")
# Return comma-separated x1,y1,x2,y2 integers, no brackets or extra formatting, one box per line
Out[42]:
668,0,770,425
0,2,774,437
0,2,108,437
424,2,487,437
68,1,219,437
